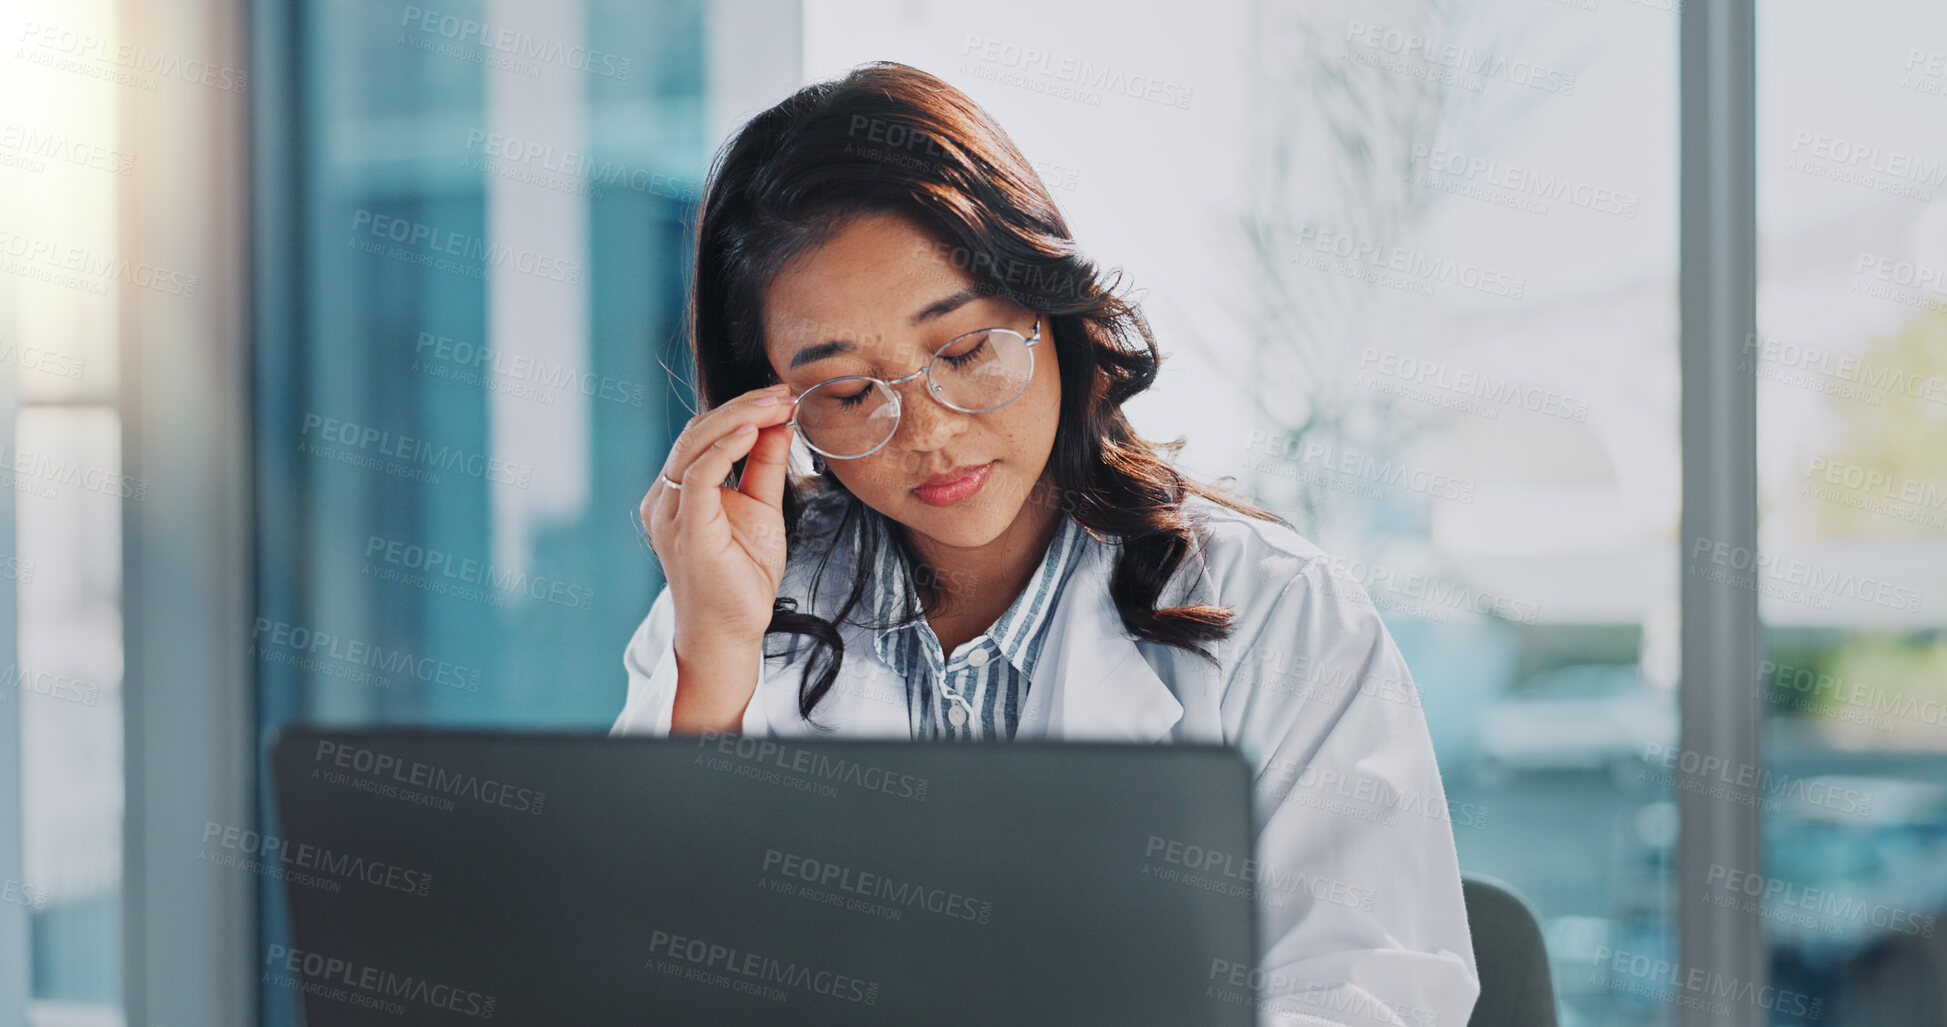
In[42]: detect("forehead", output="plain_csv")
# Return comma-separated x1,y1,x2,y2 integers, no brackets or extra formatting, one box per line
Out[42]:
761,212,976,357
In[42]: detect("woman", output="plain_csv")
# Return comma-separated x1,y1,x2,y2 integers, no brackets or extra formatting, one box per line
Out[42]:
614,61,1479,1025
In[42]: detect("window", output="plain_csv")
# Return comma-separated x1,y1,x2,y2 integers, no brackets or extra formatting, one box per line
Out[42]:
1756,1,1947,1019
3,0,129,1021
252,2,707,1023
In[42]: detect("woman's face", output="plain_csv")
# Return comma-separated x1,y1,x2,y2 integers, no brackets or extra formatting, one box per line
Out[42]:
761,211,1061,552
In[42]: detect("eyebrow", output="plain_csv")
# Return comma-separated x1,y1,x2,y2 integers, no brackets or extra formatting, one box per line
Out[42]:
787,287,986,370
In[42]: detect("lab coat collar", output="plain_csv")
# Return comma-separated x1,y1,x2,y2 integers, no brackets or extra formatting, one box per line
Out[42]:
1014,536,1185,742
759,526,1185,743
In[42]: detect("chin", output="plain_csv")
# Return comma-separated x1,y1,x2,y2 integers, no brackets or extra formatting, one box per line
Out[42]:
902,508,1012,550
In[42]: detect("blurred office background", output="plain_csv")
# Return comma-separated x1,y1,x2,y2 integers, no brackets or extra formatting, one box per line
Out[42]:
2,0,1944,1024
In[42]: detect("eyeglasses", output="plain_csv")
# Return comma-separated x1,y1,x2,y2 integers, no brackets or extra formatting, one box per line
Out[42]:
785,317,1041,460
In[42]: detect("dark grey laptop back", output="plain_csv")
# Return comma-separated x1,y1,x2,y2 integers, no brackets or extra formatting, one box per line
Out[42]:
269,729,1258,1026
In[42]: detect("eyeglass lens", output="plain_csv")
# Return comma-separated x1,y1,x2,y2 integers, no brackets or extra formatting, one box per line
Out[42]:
794,328,1035,459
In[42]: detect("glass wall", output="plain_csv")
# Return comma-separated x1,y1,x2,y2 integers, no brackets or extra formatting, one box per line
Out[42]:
1755,1,1947,1021
252,2,704,1023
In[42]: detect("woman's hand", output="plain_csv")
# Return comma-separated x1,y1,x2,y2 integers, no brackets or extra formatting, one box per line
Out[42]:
640,384,797,729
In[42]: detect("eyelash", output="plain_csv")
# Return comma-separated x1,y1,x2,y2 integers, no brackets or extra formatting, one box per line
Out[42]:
828,337,989,407
940,337,987,370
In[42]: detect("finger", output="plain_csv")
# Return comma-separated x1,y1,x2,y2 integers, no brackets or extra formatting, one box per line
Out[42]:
639,485,663,538
737,422,795,511
663,390,794,483
645,411,703,546
644,476,681,549
673,420,764,536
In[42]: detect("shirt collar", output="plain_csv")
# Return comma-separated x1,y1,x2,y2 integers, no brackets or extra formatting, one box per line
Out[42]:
744,495,1189,744
863,509,1088,678
987,513,1087,678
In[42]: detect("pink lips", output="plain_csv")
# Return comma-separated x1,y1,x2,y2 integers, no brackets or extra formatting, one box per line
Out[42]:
912,462,992,507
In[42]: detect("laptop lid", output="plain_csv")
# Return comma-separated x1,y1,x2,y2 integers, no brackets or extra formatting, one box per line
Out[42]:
268,728,1258,1026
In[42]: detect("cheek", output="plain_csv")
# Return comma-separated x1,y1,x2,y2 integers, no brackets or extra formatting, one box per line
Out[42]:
1018,369,1062,453
841,448,922,498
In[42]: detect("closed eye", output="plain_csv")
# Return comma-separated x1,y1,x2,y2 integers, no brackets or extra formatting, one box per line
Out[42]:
939,336,988,369
930,335,981,372
832,384,876,408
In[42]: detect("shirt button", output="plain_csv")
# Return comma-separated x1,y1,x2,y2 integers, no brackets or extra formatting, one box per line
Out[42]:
964,647,990,667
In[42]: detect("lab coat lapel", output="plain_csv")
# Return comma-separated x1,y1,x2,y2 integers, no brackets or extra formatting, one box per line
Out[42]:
757,525,1184,741
759,618,914,737
1015,537,1185,743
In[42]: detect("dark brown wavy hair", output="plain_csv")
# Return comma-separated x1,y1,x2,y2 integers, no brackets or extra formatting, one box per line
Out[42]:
685,61,1283,727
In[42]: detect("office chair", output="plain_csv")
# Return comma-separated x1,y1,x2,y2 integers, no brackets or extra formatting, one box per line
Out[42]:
1462,874,1560,1027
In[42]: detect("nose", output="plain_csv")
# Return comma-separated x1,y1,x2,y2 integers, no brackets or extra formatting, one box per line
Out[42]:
890,373,968,454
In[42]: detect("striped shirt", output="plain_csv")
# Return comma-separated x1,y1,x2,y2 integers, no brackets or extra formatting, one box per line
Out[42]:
863,511,1088,741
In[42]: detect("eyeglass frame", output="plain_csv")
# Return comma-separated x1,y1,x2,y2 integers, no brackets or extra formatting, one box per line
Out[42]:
782,315,1043,460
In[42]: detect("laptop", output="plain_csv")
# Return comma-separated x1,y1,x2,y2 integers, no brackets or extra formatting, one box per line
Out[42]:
269,728,1258,1025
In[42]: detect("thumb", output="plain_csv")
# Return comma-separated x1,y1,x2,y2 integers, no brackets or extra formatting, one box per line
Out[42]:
738,423,794,511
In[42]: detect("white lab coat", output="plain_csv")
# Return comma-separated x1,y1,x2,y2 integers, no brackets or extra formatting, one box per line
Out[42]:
612,491,1480,1027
